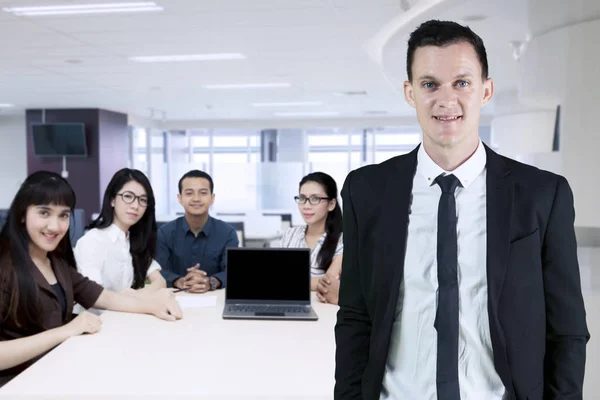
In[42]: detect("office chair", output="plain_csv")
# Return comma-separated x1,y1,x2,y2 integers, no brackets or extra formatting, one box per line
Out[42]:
227,221,246,248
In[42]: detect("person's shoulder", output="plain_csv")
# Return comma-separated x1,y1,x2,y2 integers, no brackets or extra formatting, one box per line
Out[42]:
281,226,305,246
76,227,106,247
211,216,238,234
491,152,571,206
49,253,77,274
497,153,567,188
158,217,181,233
284,225,304,237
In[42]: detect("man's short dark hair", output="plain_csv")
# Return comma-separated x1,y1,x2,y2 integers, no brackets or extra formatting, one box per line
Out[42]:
406,19,489,82
178,170,214,193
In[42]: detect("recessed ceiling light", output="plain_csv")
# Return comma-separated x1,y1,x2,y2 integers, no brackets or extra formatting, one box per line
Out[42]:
3,2,163,17
0,103,14,108
333,90,368,96
203,83,291,89
364,110,389,115
65,59,83,64
274,111,340,117
130,53,245,62
252,101,323,107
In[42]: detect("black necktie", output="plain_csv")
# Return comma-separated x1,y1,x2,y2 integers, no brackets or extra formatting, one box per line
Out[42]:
434,173,461,400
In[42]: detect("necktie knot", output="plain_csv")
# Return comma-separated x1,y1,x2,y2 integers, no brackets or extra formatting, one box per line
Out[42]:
435,174,460,194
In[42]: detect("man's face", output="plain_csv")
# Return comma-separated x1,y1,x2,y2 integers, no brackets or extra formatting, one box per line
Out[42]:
177,177,214,216
404,41,493,150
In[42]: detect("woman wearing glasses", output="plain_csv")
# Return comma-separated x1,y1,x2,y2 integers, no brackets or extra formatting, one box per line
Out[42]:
74,168,165,312
281,172,343,304
0,171,181,387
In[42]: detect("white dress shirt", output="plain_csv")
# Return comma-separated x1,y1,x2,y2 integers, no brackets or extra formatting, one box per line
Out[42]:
381,141,507,400
73,224,161,312
280,226,344,276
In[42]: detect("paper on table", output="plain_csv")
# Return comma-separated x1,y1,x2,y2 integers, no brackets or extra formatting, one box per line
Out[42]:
176,296,218,308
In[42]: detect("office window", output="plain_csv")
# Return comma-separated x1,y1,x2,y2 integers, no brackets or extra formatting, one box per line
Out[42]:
309,152,348,164
350,151,362,169
134,154,147,173
213,153,248,163
192,153,209,166
132,128,148,174
151,134,164,148
375,133,421,146
375,151,407,163
191,136,209,147
133,127,147,148
351,134,362,146
309,152,349,195
213,136,248,147
308,135,348,147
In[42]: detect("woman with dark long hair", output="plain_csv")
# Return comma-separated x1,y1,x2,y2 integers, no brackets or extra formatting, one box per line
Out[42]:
74,168,165,312
280,172,343,304
0,171,181,387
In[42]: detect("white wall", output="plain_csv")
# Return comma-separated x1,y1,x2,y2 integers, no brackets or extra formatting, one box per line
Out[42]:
0,114,27,208
491,110,556,159
518,17,600,227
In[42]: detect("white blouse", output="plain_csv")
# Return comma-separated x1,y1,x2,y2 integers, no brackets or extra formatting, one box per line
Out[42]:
74,223,161,294
280,226,343,276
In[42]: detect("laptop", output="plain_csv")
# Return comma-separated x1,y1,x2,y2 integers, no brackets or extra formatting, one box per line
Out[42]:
222,248,318,321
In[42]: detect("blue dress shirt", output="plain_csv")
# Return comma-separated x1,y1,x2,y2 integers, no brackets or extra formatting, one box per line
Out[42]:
156,216,239,288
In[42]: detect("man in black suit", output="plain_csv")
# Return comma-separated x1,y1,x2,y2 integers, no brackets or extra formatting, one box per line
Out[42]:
334,20,589,400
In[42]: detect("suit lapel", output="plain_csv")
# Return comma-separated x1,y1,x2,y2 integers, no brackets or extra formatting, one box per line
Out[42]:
485,146,512,318
370,147,418,398
31,259,53,294
485,145,516,396
32,255,73,322
376,146,418,337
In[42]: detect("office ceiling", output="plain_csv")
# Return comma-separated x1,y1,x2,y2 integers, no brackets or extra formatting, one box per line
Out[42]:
0,0,529,121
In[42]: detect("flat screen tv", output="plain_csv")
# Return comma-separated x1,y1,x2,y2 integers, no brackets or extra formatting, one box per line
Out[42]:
32,123,88,157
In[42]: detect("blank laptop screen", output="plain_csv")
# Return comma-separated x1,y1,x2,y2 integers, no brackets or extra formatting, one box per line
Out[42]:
226,248,310,302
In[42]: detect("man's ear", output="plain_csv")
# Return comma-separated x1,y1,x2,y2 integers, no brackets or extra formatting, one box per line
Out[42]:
482,77,494,105
404,81,416,109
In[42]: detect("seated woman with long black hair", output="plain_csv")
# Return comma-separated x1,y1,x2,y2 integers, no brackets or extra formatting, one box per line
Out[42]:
0,171,182,387
74,168,165,312
280,172,343,304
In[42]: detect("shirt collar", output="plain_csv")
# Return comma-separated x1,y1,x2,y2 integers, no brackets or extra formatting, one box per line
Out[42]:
181,215,213,237
416,139,486,189
106,223,128,243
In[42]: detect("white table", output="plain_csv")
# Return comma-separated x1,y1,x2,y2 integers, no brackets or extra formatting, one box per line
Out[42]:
0,292,339,400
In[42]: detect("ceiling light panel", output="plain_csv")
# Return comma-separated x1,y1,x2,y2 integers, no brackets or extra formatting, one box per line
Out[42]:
3,2,163,16
274,111,340,117
129,53,245,62
252,101,323,107
203,83,291,89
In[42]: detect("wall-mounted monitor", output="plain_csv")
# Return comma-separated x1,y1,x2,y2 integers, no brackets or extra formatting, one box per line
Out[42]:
32,123,88,157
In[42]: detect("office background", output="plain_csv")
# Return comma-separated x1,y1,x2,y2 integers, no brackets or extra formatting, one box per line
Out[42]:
0,0,598,396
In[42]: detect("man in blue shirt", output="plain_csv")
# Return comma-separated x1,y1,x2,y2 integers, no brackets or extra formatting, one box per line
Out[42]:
157,170,239,292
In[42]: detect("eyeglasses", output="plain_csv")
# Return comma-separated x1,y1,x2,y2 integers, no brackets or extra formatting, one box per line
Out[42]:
294,195,331,205
117,191,148,207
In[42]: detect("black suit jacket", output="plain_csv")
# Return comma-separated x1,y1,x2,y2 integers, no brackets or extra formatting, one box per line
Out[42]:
334,144,590,400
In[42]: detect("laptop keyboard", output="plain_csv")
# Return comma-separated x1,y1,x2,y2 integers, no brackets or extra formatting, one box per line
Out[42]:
227,305,310,314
